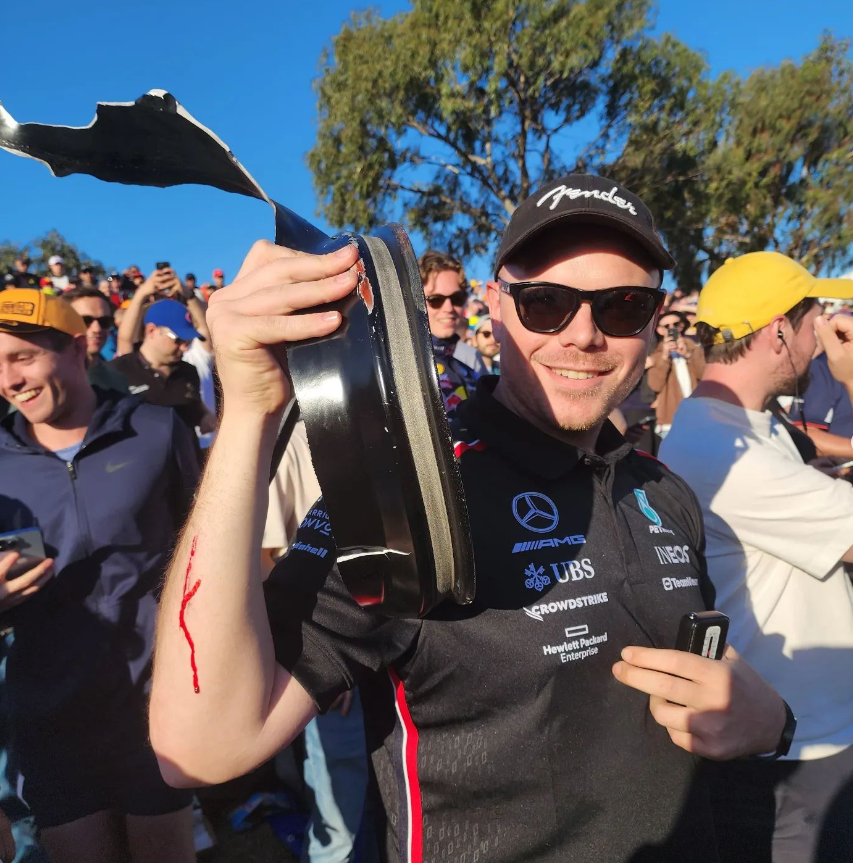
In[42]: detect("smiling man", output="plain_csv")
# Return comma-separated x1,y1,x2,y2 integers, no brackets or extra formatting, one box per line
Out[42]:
62,285,128,394
420,250,486,403
0,289,199,863
152,175,791,863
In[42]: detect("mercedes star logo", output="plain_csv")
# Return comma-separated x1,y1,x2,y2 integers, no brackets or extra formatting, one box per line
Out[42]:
512,492,560,534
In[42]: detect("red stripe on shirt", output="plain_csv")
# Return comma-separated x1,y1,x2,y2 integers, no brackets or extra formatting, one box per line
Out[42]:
453,439,486,459
635,449,669,470
389,668,423,863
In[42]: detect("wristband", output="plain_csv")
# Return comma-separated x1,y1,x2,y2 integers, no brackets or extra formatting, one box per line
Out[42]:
752,700,796,761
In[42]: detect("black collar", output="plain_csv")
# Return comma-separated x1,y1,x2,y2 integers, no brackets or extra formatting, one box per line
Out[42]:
457,376,632,480
134,348,183,376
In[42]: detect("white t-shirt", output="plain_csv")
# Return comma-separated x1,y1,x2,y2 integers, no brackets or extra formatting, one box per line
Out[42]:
182,339,215,448
262,420,322,560
661,397,853,760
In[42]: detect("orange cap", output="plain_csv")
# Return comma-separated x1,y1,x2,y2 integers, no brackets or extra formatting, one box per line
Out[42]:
0,288,86,337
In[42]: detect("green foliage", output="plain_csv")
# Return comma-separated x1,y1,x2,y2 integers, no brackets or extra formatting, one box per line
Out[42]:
309,0,652,259
309,1,853,283
0,230,105,279
702,35,853,277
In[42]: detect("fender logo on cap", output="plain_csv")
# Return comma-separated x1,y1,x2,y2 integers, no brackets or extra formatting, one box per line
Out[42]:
536,185,638,217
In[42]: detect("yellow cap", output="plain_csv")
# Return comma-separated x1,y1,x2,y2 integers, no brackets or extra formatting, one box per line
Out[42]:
696,252,853,345
0,289,87,337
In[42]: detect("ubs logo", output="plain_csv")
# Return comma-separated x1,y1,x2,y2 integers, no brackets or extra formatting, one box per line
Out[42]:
512,492,559,534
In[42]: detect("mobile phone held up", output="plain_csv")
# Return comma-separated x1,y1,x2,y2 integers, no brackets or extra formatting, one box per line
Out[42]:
674,611,729,660
156,261,171,271
667,325,679,341
0,527,47,580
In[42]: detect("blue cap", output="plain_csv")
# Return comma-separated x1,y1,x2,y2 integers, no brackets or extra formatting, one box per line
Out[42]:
144,299,203,342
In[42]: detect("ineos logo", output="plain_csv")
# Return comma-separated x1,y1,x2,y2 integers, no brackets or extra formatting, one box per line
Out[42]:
512,492,559,534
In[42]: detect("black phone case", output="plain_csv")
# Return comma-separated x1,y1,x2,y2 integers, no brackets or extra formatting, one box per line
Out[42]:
674,611,729,660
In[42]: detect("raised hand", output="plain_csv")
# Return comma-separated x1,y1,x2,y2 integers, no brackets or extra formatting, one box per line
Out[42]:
205,241,359,418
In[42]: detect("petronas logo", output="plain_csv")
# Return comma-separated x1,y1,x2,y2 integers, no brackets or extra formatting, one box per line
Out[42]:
634,489,662,527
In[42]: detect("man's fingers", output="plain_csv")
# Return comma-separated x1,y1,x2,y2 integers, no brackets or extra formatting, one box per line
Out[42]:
0,552,19,579
233,240,357,285
648,695,709,755
0,572,53,610
234,240,304,282
665,728,701,755
18,573,53,597
253,246,358,289
216,269,359,318
828,314,853,338
617,646,718,684
223,311,343,349
720,643,740,663
0,559,54,596
815,317,845,359
648,695,696,733
612,661,701,707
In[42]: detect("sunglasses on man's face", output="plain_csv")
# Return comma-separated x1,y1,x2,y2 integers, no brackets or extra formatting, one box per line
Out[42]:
498,279,665,338
81,315,113,329
161,328,187,346
425,291,467,310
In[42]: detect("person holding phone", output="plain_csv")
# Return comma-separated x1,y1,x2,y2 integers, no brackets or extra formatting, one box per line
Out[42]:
152,175,789,863
645,309,704,436
661,252,853,862
0,289,199,862
112,266,216,443
0,543,54,613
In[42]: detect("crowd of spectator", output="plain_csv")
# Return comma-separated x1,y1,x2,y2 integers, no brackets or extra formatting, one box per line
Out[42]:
1,196,852,863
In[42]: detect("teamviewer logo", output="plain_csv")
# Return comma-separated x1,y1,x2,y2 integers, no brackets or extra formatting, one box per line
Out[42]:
662,577,673,591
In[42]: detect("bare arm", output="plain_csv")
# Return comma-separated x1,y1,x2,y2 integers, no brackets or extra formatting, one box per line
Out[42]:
150,241,360,787
645,342,672,393
151,408,315,786
186,296,213,352
814,317,853,565
804,426,853,460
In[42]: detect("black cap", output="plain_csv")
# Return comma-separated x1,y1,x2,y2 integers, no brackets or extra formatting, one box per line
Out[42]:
185,272,196,281
495,173,674,276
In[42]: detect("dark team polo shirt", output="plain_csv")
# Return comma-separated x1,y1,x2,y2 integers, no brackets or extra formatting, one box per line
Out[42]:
109,350,205,432
265,376,719,863
803,353,853,438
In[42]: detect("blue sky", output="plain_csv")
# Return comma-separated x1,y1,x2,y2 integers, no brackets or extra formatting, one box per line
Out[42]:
1,0,851,283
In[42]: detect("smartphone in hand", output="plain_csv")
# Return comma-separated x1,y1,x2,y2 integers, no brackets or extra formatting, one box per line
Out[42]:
674,611,729,660
0,528,46,580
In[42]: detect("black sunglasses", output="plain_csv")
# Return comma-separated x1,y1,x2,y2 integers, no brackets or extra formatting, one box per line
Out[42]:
425,290,467,309
498,279,665,337
81,315,114,328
